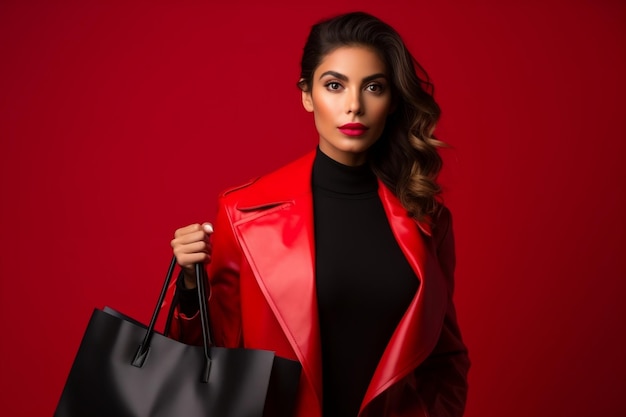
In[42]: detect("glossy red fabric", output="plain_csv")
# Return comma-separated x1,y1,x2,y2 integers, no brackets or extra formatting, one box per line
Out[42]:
163,150,470,417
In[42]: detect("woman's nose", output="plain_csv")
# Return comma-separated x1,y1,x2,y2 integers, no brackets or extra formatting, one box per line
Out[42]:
346,90,364,115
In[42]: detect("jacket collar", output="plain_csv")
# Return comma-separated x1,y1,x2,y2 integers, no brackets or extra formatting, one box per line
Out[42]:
227,150,448,412
361,184,447,411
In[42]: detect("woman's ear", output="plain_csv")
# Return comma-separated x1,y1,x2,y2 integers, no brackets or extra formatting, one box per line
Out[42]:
301,88,314,113
299,78,314,112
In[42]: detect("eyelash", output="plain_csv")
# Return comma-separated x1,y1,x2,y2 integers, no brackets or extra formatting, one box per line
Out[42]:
324,81,386,94
366,83,384,94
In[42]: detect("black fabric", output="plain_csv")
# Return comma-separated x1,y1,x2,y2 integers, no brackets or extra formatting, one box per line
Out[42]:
55,258,301,417
176,270,201,317
312,148,419,417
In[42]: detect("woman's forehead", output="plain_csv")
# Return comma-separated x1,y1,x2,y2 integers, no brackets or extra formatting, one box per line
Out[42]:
314,46,387,79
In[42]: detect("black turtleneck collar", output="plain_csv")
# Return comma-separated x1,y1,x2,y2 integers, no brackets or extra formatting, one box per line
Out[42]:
312,147,378,196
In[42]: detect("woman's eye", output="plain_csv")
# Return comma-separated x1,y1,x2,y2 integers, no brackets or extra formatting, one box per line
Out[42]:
366,83,384,93
326,82,341,91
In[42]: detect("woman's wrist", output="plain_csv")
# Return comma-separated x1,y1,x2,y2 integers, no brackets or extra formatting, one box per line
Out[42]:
182,269,197,289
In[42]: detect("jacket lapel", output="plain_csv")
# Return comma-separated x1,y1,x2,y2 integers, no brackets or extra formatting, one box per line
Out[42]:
360,184,449,411
227,152,324,406
225,151,449,414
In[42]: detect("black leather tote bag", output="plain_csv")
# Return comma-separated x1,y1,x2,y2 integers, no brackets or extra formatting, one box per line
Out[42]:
55,257,301,417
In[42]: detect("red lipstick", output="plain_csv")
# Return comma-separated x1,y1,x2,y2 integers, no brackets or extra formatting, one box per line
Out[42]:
338,123,369,137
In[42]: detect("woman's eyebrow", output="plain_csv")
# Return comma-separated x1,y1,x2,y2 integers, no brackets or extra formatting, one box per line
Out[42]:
319,70,348,81
318,71,387,83
362,73,387,83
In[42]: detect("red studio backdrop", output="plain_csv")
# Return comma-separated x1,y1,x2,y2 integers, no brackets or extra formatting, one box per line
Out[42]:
1,1,624,416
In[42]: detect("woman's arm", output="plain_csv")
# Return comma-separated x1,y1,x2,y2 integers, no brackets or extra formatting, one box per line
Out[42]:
205,196,244,348
163,197,243,347
414,207,470,417
162,219,212,345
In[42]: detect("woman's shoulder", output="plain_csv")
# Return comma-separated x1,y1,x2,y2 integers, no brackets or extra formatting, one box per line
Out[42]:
434,203,452,225
431,203,454,248
217,150,317,206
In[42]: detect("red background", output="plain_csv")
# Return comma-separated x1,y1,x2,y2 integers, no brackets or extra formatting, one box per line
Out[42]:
1,1,624,416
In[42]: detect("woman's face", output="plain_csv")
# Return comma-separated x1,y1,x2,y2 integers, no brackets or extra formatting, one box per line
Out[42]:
301,46,393,166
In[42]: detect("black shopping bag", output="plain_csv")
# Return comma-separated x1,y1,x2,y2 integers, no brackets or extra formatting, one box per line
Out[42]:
55,258,301,417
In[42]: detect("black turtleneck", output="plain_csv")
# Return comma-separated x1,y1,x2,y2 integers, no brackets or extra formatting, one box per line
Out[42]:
312,148,419,417
176,149,420,416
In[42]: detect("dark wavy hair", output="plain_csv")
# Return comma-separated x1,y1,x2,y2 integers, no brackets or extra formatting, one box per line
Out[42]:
298,12,445,221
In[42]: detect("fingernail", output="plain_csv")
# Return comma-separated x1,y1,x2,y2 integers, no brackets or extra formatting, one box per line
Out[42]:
203,223,214,233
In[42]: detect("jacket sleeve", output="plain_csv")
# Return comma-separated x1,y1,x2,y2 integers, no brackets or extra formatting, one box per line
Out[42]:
414,207,470,417
163,195,244,347
206,195,244,348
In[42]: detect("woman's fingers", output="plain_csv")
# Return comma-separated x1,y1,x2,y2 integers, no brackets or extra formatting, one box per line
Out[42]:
202,222,214,234
171,223,214,269
175,251,211,266
174,223,203,238
172,229,205,246
177,240,209,255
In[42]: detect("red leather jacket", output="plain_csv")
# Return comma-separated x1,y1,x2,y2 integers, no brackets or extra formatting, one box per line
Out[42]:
164,151,470,417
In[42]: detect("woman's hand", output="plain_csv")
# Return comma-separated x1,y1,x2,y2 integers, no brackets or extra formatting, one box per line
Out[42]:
171,222,214,289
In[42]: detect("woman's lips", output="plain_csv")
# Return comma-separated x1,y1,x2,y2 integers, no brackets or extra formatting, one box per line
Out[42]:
338,123,369,136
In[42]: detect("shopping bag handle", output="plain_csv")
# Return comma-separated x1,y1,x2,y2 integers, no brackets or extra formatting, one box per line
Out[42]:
195,261,213,382
132,256,213,383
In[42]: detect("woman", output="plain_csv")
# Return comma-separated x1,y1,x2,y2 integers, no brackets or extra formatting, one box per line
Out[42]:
165,11,469,417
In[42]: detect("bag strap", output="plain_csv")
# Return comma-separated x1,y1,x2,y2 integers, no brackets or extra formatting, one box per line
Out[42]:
132,256,213,383
195,262,213,381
